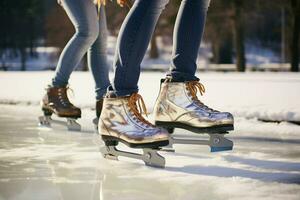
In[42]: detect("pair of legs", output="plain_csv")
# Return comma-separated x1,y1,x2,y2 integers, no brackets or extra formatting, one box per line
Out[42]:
111,0,211,96
99,0,233,148
41,0,111,120
53,0,110,100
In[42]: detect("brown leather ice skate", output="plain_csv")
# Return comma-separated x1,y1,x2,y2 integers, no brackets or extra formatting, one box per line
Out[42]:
41,86,81,118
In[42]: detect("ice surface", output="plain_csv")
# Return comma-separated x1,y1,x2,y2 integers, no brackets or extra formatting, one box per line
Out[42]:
0,105,300,200
0,71,300,199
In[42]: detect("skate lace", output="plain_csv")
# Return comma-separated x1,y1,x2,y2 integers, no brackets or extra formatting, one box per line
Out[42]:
186,81,218,112
128,93,153,127
57,87,74,107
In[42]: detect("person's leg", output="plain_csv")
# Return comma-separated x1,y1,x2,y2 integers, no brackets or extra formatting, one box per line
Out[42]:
153,0,234,135
111,0,169,96
99,0,170,151
52,0,99,87
169,0,211,81
88,6,110,100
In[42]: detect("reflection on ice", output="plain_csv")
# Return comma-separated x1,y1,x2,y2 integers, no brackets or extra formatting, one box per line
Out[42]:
0,105,300,200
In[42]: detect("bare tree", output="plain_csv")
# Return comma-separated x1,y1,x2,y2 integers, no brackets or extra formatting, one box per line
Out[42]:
290,0,300,72
232,0,246,72
149,33,159,59
0,0,44,71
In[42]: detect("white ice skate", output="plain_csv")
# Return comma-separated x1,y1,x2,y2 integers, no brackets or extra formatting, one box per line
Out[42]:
153,78,234,152
98,93,169,168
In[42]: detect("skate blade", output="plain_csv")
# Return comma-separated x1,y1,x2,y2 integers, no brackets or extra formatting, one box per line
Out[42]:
66,119,81,131
38,116,51,127
210,146,233,152
38,116,81,131
103,154,118,160
160,147,175,152
100,145,166,168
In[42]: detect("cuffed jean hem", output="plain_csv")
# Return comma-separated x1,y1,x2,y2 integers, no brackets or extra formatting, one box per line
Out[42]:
52,78,69,88
167,71,199,82
106,85,138,97
95,86,110,100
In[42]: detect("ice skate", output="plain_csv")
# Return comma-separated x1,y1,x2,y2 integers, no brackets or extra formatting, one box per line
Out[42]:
38,85,81,131
92,99,104,131
98,93,169,168
153,78,234,152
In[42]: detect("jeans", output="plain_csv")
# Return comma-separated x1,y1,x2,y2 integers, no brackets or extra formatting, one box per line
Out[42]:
111,0,211,96
52,0,110,100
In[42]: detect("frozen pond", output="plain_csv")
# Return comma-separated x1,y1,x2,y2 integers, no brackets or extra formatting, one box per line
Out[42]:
0,105,300,200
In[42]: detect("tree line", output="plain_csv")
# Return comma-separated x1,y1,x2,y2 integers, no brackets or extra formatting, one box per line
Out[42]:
0,0,299,71
0,0,44,70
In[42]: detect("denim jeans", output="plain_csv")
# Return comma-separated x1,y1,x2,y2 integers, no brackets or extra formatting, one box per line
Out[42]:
52,0,110,100
111,0,211,96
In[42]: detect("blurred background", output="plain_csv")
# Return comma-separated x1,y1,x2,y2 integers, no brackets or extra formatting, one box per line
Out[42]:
1,2,300,198
0,0,299,72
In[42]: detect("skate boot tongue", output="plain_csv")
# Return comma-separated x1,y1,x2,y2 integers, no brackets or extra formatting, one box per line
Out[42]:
128,93,153,127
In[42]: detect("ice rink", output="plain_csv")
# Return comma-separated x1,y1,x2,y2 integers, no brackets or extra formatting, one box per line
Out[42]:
1,71,300,199
0,104,300,200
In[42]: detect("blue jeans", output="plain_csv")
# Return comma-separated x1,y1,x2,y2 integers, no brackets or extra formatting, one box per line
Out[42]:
52,0,110,100
111,0,211,96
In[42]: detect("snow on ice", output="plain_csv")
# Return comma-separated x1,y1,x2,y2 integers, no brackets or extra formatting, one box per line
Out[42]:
0,71,300,123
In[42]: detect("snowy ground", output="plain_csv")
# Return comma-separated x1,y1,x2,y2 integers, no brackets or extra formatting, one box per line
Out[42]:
1,71,300,122
0,72,300,200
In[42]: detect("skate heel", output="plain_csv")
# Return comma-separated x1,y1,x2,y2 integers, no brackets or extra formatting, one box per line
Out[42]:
100,135,119,161
209,133,233,152
38,107,53,127
155,121,175,133
101,135,119,146
42,107,53,116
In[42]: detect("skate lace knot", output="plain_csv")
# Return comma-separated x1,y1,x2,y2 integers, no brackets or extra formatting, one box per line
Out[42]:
128,93,153,127
186,81,205,97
